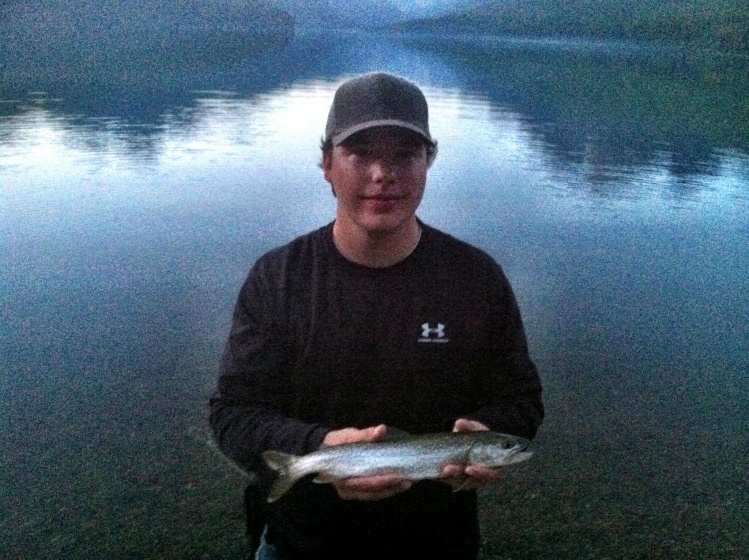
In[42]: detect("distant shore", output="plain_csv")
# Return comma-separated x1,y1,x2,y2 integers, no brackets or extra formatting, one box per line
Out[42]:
392,0,749,56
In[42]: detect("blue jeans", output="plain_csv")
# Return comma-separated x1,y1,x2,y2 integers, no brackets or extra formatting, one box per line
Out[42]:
254,528,280,560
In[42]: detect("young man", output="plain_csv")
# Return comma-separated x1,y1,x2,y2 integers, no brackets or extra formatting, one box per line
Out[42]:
210,72,544,559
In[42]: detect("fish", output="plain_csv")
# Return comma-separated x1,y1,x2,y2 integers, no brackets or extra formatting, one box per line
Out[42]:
261,430,532,503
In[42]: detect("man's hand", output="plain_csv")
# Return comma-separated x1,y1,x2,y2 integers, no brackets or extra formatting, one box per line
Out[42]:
441,419,504,491
321,424,412,501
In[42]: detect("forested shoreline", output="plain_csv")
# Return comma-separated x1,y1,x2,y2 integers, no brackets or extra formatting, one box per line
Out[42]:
397,0,749,55
0,0,295,88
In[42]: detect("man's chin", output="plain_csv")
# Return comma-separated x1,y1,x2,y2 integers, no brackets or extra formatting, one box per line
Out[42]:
359,218,412,238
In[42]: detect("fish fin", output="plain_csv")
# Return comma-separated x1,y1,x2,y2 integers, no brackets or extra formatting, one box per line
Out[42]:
451,475,471,492
261,450,299,503
312,473,336,484
382,426,412,442
506,451,533,465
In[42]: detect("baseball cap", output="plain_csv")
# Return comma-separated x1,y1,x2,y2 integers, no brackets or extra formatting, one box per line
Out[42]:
324,72,434,147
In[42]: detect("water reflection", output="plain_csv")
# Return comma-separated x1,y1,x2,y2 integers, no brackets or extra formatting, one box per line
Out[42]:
3,31,748,200
2,29,748,559
398,33,749,196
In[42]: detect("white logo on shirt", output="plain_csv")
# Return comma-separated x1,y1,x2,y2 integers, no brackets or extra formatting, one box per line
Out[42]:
419,323,449,343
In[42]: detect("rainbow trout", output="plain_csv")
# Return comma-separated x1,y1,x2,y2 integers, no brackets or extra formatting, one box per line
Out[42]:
262,430,532,502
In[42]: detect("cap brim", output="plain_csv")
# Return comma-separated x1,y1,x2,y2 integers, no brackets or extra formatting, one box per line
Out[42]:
331,119,434,146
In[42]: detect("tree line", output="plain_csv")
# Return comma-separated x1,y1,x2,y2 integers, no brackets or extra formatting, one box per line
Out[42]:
400,0,749,54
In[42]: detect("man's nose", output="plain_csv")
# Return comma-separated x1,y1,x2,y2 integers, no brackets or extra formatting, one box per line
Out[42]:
370,157,396,182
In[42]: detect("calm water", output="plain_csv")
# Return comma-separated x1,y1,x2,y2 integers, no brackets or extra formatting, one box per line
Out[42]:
2,30,748,559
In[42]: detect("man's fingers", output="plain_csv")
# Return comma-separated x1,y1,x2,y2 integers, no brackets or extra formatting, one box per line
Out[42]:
322,424,387,447
364,424,388,442
452,418,490,433
441,464,464,478
441,462,503,490
465,465,503,483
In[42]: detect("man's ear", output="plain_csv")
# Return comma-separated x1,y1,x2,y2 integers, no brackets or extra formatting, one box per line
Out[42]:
321,152,337,197
322,152,332,179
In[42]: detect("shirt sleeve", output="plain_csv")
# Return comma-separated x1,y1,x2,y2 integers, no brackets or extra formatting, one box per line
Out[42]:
463,260,544,440
209,257,329,472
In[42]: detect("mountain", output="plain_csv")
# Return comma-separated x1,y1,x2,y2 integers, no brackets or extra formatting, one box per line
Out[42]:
0,0,293,34
397,0,749,53
0,0,295,89
272,0,403,28
390,0,485,20
270,0,485,29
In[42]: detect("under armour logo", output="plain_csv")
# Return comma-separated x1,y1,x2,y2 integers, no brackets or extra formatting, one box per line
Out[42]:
419,323,449,343
421,323,446,338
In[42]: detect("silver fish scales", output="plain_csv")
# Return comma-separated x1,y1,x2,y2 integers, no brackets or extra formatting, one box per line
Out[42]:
262,430,532,502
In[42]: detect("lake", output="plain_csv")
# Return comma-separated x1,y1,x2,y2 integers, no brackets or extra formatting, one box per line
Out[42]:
1,29,748,559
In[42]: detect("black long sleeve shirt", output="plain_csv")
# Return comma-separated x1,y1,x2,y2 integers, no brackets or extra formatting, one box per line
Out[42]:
210,221,543,559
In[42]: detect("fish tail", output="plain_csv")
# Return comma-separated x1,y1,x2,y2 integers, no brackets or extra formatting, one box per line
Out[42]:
262,450,300,503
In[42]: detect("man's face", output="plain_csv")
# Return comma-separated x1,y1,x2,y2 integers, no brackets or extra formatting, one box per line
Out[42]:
323,126,428,237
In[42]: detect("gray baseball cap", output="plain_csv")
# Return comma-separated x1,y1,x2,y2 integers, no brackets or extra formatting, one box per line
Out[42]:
324,72,434,147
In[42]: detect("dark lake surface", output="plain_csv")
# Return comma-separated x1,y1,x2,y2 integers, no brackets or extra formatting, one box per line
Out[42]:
2,29,748,558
